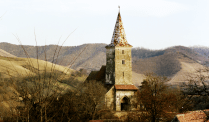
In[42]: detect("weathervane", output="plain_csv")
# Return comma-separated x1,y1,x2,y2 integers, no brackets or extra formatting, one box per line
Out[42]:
118,6,120,13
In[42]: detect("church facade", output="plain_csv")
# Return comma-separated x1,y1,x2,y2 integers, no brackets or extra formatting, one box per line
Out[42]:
86,11,138,111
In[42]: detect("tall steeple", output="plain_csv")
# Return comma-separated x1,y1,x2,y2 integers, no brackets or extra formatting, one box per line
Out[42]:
105,11,133,85
104,9,138,112
107,12,132,47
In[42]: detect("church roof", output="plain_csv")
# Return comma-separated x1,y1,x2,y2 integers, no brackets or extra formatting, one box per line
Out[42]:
85,66,106,82
106,12,132,47
115,85,138,90
173,109,209,122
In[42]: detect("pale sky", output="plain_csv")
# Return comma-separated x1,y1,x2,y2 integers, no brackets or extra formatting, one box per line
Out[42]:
0,0,209,49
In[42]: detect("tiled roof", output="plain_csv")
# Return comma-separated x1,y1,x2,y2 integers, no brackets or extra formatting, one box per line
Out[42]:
106,12,132,47
85,65,106,82
86,71,99,81
175,109,209,122
95,65,106,82
115,85,138,90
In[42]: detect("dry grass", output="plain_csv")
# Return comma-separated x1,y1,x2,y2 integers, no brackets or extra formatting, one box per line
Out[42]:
168,61,205,84
0,49,16,57
0,56,74,78
133,59,206,86
0,47,87,121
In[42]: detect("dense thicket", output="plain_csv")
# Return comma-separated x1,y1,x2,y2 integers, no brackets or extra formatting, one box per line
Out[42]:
0,70,110,122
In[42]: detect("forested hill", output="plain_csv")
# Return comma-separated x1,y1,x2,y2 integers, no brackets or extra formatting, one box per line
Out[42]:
0,42,208,77
190,46,209,64
132,46,208,77
0,42,106,71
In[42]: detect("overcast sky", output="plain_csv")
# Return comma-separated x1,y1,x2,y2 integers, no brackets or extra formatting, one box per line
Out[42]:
0,0,209,49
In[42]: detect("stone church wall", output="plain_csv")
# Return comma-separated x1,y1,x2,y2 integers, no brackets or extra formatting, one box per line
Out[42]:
115,47,132,85
105,86,115,110
105,47,115,84
115,90,136,111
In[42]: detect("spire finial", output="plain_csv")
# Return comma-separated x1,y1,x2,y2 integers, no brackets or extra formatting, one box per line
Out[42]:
118,6,120,13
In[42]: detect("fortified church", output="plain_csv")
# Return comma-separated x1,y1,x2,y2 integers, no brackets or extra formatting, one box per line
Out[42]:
86,11,138,111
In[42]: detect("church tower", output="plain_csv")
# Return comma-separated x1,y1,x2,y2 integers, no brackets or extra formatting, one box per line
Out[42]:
105,12,133,85
85,10,138,111
104,11,138,111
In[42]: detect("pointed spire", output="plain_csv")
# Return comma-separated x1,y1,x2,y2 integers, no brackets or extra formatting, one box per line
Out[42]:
107,10,132,47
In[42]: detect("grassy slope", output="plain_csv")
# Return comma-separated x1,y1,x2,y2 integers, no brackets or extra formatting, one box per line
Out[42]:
0,49,16,57
0,56,73,78
133,58,205,87
0,43,208,86
1,43,207,75
132,47,207,86
0,56,86,112
0,42,107,71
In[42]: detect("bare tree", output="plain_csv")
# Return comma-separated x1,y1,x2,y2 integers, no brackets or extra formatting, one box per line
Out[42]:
138,73,177,122
181,66,209,110
0,32,86,121
39,80,108,122
75,80,107,121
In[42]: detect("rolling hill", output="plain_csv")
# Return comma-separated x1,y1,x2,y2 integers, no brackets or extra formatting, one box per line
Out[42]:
132,46,209,86
0,51,86,113
0,42,208,86
0,56,74,78
0,42,106,71
0,49,16,57
190,46,209,65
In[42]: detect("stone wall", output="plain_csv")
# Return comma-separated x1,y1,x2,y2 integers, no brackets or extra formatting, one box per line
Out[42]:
115,90,136,111
105,86,115,110
105,44,135,111
115,47,132,85
105,86,137,111
105,47,115,84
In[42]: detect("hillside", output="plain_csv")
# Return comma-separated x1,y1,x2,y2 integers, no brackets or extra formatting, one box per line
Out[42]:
132,55,205,87
132,53,181,77
190,46,209,65
0,42,208,79
0,49,16,57
0,43,208,111
0,53,87,89
0,42,106,71
132,46,209,77
0,55,86,114
190,46,209,57
0,56,74,78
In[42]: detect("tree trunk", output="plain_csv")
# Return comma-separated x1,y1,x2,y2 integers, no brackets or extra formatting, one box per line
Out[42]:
45,105,47,122
40,107,43,122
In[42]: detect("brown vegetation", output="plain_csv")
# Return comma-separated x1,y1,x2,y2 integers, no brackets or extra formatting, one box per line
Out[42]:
0,43,107,72
180,66,209,110
126,73,192,122
137,73,175,121
133,53,181,77
0,40,87,121
1,43,208,77
1,43,209,121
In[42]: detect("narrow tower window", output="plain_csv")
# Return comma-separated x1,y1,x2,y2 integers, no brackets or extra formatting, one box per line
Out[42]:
122,50,124,54
123,72,124,77
122,60,125,64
